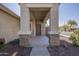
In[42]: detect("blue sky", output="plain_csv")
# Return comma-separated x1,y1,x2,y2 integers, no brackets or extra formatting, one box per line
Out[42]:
2,3,79,27
2,3,20,16
59,3,79,26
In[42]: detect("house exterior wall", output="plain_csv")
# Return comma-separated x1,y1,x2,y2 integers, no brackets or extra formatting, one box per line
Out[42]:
0,9,20,43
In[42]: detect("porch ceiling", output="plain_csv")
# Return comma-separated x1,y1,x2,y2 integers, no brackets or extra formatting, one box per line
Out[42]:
30,8,49,22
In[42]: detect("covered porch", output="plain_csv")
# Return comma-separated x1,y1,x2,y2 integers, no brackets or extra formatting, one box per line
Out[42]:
19,3,60,47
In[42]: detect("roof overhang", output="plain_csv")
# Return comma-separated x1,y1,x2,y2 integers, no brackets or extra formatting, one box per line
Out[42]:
0,3,20,19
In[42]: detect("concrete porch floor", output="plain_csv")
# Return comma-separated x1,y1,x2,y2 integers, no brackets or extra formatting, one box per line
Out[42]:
29,36,50,56
29,36,49,47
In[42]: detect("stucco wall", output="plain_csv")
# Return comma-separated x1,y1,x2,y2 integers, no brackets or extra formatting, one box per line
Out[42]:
0,10,20,43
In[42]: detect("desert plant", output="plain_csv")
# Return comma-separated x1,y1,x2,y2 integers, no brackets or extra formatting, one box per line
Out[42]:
67,20,77,31
0,38,5,48
70,29,79,46
60,25,69,32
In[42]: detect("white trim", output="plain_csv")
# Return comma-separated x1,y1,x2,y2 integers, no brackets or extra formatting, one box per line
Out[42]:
26,3,54,8
18,31,31,35
60,34,70,38
48,31,59,34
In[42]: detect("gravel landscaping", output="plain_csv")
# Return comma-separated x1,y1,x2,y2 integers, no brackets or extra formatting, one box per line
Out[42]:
1,36,79,56
0,39,32,56
48,39,79,56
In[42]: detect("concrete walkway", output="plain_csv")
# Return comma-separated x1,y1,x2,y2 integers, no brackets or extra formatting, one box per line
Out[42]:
29,36,50,56
30,47,50,56
29,36,49,47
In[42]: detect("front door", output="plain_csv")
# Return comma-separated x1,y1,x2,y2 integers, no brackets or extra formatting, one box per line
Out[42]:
36,23,41,36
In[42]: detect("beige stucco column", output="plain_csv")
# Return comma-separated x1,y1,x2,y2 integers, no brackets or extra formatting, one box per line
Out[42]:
31,19,36,37
33,19,36,36
48,4,60,46
41,22,46,36
30,11,36,37
19,4,31,47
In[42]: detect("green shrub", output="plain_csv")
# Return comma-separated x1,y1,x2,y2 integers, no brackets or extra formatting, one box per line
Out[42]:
69,29,79,45
0,44,4,48
0,38,5,48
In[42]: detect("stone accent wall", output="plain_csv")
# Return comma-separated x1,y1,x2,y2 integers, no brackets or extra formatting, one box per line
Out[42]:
19,34,30,47
48,34,60,46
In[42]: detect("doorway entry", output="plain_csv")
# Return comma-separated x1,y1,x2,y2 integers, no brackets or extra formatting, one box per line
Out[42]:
36,23,41,36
